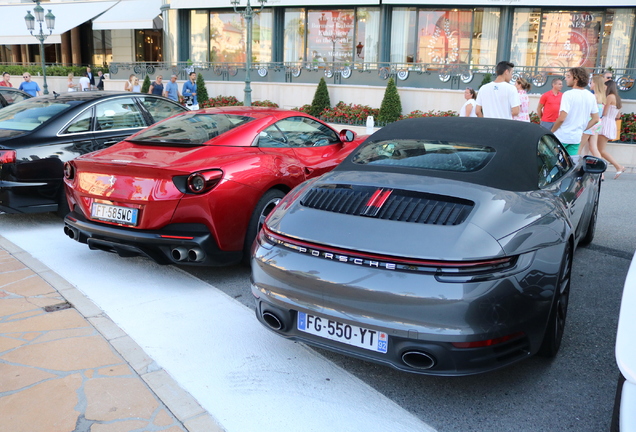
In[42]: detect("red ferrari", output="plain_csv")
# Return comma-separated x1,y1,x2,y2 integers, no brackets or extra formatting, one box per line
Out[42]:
63,107,366,266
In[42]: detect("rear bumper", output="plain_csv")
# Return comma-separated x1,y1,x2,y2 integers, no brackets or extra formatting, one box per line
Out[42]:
64,210,242,266
0,180,58,214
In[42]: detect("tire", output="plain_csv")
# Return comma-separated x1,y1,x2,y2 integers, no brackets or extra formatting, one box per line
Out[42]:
579,182,600,247
538,242,572,357
242,189,286,264
56,185,70,218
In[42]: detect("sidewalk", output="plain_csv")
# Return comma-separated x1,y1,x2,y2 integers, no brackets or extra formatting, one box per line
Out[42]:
0,239,223,432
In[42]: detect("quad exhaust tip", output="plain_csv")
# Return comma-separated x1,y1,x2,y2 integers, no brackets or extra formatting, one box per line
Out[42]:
64,225,79,241
401,351,436,370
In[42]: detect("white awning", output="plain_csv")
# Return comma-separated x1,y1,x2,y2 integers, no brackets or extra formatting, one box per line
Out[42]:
170,0,378,8
0,1,117,45
92,0,163,30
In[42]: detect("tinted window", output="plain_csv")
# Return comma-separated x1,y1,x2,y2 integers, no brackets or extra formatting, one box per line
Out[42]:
351,140,495,172
139,96,185,123
62,108,93,134
259,116,339,148
130,113,253,145
0,89,30,105
537,135,572,188
95,98,145,131
0,98,71,131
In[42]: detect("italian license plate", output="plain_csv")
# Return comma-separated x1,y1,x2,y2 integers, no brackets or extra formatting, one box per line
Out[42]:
297,311,388,353
91,203,138,226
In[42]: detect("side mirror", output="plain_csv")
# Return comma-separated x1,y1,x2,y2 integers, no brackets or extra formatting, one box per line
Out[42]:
582,155,607,174
340,129,356,142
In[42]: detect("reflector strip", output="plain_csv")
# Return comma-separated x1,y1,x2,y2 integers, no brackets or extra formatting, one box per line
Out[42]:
451,332,525,348
160,235,195,240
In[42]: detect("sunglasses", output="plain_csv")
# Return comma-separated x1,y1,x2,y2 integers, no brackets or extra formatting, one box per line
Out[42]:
23,76,29,78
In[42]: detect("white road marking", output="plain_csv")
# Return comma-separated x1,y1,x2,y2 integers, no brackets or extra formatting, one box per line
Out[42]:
0,215,435,432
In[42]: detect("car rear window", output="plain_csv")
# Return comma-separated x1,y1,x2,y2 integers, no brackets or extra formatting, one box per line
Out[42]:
0,99,71,131
130,113,254,145
351,140,495,172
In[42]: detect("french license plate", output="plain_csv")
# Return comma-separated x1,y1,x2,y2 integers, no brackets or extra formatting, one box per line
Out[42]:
297,311,388,353
91,203,138,226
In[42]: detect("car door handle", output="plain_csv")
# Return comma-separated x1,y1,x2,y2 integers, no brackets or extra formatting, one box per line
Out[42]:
102,140,119,146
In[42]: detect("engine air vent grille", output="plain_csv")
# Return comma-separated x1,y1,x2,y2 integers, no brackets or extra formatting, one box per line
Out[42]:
300,185,474,226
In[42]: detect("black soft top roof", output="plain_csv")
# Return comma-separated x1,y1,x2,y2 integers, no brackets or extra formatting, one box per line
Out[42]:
337,117,553,192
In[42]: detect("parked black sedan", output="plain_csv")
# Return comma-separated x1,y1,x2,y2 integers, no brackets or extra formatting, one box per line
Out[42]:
252,117,606,376
0,92,187,215
0,87,31,108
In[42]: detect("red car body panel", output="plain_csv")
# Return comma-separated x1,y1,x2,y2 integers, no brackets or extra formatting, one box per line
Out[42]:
63,107,367,265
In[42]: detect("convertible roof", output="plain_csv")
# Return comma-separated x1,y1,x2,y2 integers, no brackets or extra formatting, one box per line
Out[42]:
337,117,551,192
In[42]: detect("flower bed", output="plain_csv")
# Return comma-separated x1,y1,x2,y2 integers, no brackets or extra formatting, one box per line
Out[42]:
199,95,279,108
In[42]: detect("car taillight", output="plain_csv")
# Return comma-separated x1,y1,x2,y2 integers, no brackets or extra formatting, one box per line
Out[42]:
63,162,75,180
0,150,16,165
186,169,223,194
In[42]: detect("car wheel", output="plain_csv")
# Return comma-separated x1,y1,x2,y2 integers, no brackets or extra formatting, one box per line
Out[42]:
579,182,600,247
538,242,572,357
56,186,70,218
243,189,286,263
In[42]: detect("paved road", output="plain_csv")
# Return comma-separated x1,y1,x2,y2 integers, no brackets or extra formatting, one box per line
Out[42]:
183,171,636,432
1,172,633,431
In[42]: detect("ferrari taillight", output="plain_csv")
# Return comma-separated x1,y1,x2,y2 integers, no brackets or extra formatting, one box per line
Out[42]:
0,150,16,165
185,169,223,194
63,162,75,180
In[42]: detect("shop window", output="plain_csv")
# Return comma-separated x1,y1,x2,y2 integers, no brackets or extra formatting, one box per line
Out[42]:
390,8,416,63
93,30,112,66
191,10,210,63
307,10,356,65
209,10,272,63
539,11,602,70
354,8,380,64
135,30,163,63
601,9,635,70
284,9,305,62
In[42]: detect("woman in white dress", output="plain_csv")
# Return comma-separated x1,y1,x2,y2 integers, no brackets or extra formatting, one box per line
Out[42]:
459,87,477,117
67,73,76,92
598,80,625,179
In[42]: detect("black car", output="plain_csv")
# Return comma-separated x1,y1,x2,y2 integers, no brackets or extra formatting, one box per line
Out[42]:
0,91,187,215
0,87,31,108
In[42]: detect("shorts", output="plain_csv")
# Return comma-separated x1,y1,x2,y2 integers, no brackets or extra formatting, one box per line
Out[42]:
562,143,580,156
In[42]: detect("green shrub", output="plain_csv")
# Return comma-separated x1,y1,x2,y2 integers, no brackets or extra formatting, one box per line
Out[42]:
310,78,331,118
141,75,151,93
479,73,492,89
0,65,104,77
196,73,209,106
377,77,402,125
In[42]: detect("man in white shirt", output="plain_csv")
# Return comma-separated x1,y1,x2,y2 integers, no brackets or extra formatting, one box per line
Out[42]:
551,67,599,156
78,73,91,91
476,61,520,119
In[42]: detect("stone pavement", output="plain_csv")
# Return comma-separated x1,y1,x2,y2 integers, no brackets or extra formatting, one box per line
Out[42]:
0,239,224,432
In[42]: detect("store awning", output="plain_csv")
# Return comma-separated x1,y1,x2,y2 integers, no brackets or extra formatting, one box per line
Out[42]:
0,1,117,45
92,0,163,30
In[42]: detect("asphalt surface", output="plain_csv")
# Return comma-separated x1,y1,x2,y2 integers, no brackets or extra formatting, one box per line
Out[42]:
1,170,633,432
183,170,636,432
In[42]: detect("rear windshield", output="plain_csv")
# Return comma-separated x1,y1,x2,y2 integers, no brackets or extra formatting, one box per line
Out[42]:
0,99,71,131
351,140,495,172
130,113,254,145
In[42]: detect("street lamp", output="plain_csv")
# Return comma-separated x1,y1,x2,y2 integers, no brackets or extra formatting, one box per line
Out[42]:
231,0,266,107
25,0,55,95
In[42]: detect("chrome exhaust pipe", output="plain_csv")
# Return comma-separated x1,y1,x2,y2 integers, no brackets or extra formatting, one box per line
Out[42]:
188,248,205,262
262,311,283,331
64,225,77,240
401,351,436,370
171,247,188,262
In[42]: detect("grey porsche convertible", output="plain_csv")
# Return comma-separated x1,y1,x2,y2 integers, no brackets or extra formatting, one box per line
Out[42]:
251,117,607,376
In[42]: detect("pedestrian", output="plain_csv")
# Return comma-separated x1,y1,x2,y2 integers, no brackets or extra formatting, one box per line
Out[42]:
513,77,531,122
475,61,520,119
182,72,198,110
96,70,105,90
67,73,76,92
598,80,625,179
604,70,613,82
148,75,164,96
78,73,91,91
18,73,41,96
578,75,606,160
459,87,477,117
86,66,95,89
536,78,563,130
551,67,599,156
0,72,12,87
163,75,181,102
124,74,136,92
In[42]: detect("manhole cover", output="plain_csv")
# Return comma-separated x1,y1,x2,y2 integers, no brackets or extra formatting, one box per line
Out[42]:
44,302,73,312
